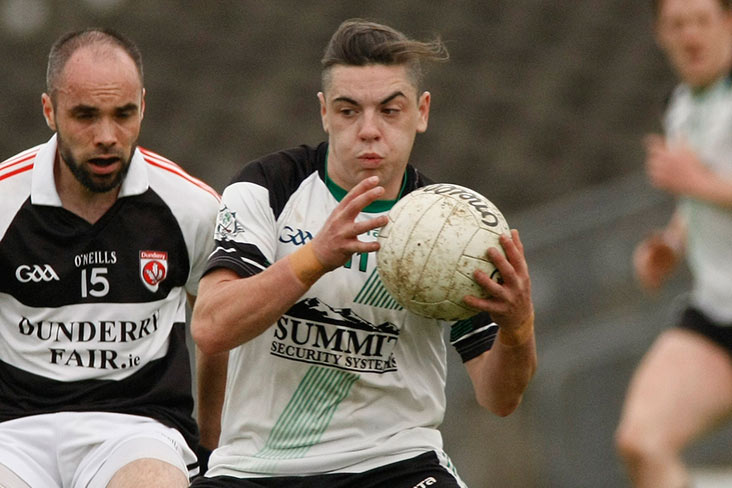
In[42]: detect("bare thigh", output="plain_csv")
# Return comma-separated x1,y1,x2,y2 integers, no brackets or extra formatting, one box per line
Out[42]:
106,459,188,488
620,328,732,450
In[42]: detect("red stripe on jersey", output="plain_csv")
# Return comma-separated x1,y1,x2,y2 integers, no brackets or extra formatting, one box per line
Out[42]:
0,163,34,182
139,148,220,201
0,152,38,172
139,147,180,167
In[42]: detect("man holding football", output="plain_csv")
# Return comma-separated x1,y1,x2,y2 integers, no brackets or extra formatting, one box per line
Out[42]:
192,18,536,487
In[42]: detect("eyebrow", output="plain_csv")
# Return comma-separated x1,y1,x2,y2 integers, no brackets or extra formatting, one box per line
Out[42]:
69,103,139,114
69,104,98,115
332,91,407,106
379,91,406,105
116,103,139,112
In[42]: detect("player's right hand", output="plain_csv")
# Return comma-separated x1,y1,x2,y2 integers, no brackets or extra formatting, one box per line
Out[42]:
633,231,679,292
311,176,389,271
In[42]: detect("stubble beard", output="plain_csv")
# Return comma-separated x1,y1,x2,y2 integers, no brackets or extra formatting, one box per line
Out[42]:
57,134,134,194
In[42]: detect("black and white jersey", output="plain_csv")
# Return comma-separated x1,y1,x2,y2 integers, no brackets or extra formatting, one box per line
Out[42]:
204,143,494,479
0,135,220,449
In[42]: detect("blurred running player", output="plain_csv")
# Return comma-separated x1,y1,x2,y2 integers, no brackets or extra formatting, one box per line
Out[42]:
616,1,732,487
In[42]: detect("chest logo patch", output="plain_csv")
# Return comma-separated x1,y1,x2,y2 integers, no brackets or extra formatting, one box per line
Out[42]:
273,298,400,373
139,251,168,292
15,264,60,283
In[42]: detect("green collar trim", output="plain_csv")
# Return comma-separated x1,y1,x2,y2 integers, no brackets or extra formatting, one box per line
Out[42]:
691,73,732,99
324,148,407,213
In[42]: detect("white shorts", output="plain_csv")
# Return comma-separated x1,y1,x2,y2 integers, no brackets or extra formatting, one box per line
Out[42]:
0,411,197,488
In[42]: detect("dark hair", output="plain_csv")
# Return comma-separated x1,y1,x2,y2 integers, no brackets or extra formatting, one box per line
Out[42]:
651,0,731,17
321,19,448,92
46,28,143,98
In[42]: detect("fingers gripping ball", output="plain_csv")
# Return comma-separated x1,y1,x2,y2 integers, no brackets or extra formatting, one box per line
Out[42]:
376,183,509,321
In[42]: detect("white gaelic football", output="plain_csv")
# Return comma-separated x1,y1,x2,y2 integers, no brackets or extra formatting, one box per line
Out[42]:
376,183,510,321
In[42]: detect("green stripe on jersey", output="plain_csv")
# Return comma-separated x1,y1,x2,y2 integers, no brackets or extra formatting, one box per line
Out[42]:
354,269,404,310
254,366,359,462
450,318,474,342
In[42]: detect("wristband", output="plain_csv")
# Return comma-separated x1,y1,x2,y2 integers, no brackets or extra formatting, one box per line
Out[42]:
289,242,326,287
498,312,535,347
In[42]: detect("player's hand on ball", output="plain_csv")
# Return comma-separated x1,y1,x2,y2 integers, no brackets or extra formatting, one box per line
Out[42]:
311,176,388,271
464,230,533,335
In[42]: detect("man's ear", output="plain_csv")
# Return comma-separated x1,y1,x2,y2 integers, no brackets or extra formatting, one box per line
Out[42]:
140,87,146,121
317,92,329,134
41,93,56,131
416,91,431,133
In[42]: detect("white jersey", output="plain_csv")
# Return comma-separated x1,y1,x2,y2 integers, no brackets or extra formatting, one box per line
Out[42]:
664,75,732,323
0,135,219,450
204,143,496,477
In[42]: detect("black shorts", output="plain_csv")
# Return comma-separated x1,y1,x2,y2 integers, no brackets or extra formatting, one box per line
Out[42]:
679,307,732,356
191,451,462,488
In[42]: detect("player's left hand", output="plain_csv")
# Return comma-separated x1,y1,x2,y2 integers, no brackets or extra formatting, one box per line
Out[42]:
464,229,533,335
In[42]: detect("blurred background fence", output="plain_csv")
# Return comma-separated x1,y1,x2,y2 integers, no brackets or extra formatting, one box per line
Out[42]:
1,1,730,486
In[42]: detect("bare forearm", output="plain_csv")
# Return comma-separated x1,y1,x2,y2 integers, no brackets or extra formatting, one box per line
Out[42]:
192,258,310,354
689,173,732,207
466,331,537,417
196,348,228,449
646,136,732,207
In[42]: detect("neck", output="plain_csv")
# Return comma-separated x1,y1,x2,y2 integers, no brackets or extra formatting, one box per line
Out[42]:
54,156,120,224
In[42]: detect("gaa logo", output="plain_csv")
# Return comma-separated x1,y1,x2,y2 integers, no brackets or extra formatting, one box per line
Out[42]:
15,264,60,283
279,226,313,246
139,251,168,292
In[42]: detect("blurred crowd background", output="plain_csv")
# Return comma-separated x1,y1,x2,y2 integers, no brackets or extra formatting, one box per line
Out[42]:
1,0,730,486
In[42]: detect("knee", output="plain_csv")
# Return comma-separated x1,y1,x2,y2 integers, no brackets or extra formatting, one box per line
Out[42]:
614,420,672,468
615,422,646,466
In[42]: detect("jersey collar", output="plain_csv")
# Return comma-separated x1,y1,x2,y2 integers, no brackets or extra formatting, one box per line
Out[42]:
688,70,732,99
30,134,150,206
324,147,407,213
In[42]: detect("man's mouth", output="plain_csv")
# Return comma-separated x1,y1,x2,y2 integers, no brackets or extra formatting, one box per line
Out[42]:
87,157,121,175
359,153,383,166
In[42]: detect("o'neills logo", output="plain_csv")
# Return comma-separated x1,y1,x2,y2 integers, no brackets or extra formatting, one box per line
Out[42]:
139,251,168,292
421,183,501,227
272,298,399,373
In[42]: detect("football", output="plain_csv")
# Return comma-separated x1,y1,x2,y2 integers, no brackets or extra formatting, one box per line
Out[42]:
376,183,510,321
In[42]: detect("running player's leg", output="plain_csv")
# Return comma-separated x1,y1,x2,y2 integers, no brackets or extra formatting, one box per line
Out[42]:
615,327,732,488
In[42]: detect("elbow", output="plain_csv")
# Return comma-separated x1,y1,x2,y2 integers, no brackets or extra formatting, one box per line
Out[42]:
193,332,224,356
191,307,229,355
476,393,523,417
493,396,523,417
473,357,537,417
